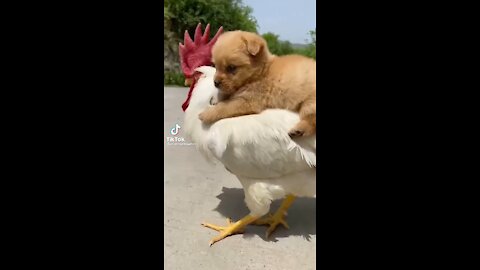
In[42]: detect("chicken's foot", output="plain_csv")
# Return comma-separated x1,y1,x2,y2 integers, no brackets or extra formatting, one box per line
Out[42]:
201,215,258,246
253,194,296,238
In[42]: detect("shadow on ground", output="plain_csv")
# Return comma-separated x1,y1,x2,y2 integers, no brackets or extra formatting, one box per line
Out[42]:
212,187,316,242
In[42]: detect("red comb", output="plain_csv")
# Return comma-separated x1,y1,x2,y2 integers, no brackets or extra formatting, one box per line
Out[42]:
179,23,223,78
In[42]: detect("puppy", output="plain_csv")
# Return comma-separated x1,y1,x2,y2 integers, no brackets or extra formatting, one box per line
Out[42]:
199,30,316,137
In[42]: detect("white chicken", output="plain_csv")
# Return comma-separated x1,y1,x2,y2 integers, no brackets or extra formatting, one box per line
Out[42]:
179,24,316,246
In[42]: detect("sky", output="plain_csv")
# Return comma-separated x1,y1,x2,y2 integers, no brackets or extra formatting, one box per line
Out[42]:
242,0,316,44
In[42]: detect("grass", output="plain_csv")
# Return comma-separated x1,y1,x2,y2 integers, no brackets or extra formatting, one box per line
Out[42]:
164,71,185,86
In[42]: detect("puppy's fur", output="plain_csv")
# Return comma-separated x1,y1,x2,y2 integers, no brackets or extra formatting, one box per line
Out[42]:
199,30,316,137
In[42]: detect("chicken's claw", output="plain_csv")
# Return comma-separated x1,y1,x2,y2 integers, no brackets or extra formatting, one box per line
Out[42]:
201,215,257,246
253,212,290,238
253,194,296,238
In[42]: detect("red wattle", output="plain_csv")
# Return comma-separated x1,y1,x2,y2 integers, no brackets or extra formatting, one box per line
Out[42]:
181,79,197,112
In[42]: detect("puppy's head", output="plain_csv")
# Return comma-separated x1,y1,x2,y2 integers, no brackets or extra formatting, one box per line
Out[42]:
211,31,271,94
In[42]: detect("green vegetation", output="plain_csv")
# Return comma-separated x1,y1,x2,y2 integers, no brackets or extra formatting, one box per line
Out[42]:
262,32,295,55
301,29,316,60
165,0,257,39
164,0,316,86
261,29,316,59
164,71,185,86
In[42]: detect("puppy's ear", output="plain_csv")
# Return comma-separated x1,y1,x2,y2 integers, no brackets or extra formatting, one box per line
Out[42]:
242,34,264,56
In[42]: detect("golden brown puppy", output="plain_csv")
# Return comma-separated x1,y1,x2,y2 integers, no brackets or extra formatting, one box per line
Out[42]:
198,30,316,137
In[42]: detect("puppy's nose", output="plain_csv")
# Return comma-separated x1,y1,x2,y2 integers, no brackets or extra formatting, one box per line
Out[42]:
214,80,221,88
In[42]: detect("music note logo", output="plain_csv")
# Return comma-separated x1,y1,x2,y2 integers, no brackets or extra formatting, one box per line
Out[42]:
170,123,181,136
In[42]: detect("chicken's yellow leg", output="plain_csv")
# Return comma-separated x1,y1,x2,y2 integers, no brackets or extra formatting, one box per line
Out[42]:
253,194,296,238
201,215,258,246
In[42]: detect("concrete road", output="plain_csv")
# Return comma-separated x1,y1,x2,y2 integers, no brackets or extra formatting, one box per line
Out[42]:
164,86,316,270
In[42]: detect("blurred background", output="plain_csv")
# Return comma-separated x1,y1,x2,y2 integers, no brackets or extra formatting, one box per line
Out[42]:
164,0,316,86
164,1,317,268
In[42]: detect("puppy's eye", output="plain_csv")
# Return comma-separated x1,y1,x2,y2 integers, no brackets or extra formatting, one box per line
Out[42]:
226,65,236,74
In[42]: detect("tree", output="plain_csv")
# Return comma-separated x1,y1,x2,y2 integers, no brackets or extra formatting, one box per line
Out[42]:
309,29,316,45
305,29,316,59
262,32,294,56
295,29,316,60
280,40,294,55
165,0,257,40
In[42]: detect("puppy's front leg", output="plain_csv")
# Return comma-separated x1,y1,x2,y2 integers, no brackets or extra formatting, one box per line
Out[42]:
199,98,259,124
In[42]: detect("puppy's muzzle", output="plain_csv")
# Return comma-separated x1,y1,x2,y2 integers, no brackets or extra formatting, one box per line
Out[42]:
214,80,221,88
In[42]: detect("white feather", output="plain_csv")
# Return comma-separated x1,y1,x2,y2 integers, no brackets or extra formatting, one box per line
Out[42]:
184,66,316,216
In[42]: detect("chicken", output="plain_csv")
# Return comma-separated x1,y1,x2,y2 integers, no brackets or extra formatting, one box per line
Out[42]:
179,24,316,246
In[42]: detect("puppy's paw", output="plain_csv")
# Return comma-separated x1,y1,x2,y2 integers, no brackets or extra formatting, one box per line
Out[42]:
288,128,305,138
209,96,218,106
289,121,316,137
198,108,220,124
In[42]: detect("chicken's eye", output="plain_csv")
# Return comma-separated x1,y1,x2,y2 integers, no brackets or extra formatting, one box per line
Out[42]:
226,65,236,74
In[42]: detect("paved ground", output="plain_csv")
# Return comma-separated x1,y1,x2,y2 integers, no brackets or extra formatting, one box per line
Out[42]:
164,87,316,270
